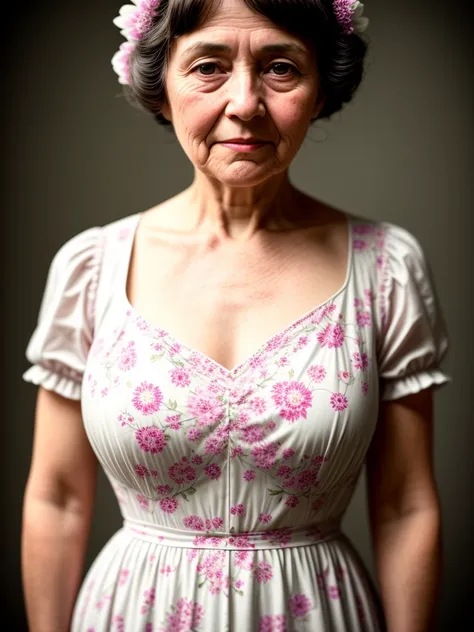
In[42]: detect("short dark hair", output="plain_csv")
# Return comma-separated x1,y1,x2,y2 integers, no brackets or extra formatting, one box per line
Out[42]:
123,0,369,126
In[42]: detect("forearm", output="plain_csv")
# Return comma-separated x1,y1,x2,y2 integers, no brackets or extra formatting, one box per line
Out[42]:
22,494,92,632
371,507,441,632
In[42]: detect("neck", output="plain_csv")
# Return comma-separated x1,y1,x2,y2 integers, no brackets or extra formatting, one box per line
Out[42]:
183,170,302,242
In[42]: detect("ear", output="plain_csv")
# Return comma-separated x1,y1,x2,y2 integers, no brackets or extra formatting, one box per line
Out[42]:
312,93,326,119
160,100,172,122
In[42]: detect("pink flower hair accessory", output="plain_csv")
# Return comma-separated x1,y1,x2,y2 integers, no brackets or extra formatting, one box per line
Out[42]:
111,0,369,85
112,0,161,85
333,1,369,36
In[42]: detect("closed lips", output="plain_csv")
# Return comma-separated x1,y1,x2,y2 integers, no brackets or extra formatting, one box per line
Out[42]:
221,138,269,143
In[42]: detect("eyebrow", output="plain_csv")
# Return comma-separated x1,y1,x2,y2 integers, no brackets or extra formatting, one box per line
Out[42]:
181,41,308,59
259,43,308,56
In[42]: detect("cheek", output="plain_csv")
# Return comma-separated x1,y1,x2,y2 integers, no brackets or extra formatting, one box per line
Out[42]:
170,90,221,167
271,93,315,138
174,90,220,140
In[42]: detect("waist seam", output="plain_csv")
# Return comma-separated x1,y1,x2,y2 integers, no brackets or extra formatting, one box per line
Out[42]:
122,518,342,551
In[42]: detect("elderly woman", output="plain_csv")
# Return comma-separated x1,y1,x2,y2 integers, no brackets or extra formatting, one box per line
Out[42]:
21,0,450,630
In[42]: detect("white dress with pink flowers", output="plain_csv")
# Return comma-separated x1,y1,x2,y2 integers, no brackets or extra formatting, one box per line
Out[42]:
23,212,450,632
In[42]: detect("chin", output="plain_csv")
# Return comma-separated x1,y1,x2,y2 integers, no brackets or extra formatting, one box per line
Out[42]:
204,162,285,187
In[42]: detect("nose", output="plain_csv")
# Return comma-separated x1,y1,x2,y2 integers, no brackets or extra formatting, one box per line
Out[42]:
224,69,266,121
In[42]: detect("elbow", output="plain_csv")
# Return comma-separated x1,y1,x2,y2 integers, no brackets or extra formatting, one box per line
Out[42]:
23,472,96,520
369,481,442,528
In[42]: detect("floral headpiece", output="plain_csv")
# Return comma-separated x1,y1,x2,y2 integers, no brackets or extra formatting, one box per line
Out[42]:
333,1,369,35
112,0,162,85
112,0,369,86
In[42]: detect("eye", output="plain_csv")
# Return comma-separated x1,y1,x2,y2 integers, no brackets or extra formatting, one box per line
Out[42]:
267,62,299,77
193,63,222,76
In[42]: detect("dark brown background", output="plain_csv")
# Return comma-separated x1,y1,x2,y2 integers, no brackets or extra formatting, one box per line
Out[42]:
2,0,473,628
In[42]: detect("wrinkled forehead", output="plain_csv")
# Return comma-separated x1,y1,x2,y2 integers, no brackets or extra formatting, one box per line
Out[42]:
197,0,280,29
169,0,314,60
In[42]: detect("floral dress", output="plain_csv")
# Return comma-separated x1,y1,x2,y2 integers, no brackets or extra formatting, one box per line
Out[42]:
23,212,450,631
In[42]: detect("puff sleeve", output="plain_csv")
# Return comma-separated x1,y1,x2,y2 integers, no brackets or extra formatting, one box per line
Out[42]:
377,223,451,401
22,226,103,400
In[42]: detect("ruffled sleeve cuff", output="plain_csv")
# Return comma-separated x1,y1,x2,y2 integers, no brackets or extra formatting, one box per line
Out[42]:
22,365,82,400
381,369,452,402
22,225,103,400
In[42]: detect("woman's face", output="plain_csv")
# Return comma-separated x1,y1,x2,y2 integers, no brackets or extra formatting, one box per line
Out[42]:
162,0,322,187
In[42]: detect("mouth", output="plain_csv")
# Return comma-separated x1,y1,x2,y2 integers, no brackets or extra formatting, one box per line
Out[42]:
222,138,268,144
217,138,271,152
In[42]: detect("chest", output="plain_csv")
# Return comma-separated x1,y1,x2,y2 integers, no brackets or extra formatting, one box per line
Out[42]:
84,218,382,498
126,229,349,372
84,279,380,508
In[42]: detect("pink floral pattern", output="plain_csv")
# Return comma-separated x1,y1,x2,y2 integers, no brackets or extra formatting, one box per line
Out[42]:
159,497,179,514
271,381,313,422
352,351,369,372
288,594,312,618
169,461,197,485
118,570,130,586
118,341,137,371
57,215,397,630
307,364,326,383
135,426,167,454
254,561,274,583
140,588,156,615
330,392,349,411
170,367,192,388
132,381,163,415
161,597,204,631
259,614,288,632
317,323,345,348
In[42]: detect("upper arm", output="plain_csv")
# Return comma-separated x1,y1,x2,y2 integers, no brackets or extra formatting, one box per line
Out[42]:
21,227,103,510
366,388,440,524
366,223,448,522
25,387,98,512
